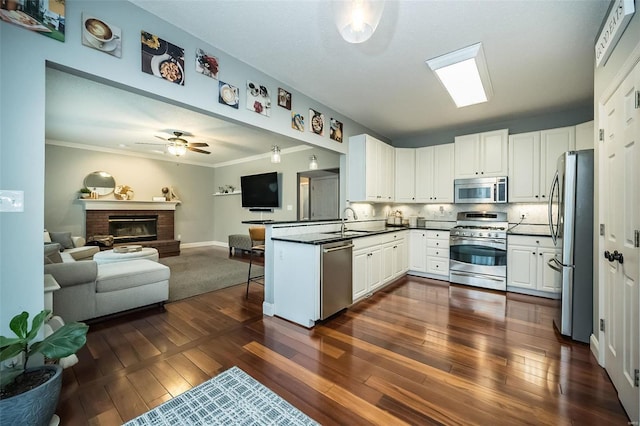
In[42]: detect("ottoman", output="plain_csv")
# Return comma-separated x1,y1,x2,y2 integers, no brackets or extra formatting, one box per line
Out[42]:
94,247,159,264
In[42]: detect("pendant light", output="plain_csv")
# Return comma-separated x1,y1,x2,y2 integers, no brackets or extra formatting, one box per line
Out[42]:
271,145,281,163
309,154,318,170
334,0,385,44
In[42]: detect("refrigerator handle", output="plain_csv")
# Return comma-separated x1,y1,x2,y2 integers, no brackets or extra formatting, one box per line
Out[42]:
548,171,559,246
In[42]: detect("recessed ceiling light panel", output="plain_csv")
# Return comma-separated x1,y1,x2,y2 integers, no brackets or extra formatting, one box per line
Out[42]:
426,43,493,108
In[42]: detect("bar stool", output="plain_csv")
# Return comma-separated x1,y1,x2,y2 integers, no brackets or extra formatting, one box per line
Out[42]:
246,226,265,298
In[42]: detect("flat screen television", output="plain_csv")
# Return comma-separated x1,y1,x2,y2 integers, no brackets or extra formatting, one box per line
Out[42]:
240,172,280,208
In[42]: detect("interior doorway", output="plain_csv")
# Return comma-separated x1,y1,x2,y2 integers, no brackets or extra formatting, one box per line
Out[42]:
297,168,339,221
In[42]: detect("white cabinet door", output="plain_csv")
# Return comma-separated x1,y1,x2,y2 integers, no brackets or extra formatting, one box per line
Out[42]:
540,126,575,200
415,146,434,202
348,134,394,202
368,246,383,291
432,144,455,202
395,148,415,202
352,249,369,301
415,143,454,203
538,248,561,293
509,132,541,202
394,238,408,277
455,130,508,178
507,244,537,290
381,242,395,284
409,230,427,272
454,133,480,178
480,129,509,177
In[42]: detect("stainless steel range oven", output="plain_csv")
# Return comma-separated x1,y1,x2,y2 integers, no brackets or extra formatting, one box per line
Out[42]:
449,211,508,291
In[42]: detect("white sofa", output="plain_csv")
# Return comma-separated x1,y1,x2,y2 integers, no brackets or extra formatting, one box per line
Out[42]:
44,244,170,322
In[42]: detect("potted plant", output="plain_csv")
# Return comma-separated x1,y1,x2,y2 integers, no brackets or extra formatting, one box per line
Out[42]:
0,310,88,426
78,187,91,199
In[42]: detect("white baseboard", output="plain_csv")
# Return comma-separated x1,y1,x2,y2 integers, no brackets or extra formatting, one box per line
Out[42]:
180,240,228,249
262,302,274,316
590,333,604,366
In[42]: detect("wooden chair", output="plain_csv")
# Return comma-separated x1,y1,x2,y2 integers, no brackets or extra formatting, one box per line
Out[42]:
246,226,265,298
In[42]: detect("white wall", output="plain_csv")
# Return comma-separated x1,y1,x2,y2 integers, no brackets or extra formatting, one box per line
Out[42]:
0,0,379,334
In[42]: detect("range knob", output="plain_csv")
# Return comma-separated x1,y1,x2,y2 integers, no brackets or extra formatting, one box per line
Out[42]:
478,232,484,237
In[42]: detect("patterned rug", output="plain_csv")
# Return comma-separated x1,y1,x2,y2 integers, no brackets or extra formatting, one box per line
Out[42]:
124,366,318,426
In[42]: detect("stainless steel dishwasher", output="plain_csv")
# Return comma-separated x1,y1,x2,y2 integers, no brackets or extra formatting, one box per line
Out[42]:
320,240,353,320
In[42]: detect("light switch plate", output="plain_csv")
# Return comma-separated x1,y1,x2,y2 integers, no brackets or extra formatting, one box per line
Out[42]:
0,190,24,212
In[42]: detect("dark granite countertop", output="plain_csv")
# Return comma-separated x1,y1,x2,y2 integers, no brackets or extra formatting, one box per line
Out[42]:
272,227,409,245
507,224,552,237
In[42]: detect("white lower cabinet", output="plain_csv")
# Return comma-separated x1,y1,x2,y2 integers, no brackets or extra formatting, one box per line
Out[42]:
353,231,407,302
408,229,450,279
507,235,561,298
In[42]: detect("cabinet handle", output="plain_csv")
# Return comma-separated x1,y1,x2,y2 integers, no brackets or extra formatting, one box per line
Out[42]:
481,171,484,174
535,195,539,198
541,195,546,198
532,252,536,255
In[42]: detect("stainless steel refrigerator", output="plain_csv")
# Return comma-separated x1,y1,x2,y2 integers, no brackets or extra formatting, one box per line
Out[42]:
547,149,594,343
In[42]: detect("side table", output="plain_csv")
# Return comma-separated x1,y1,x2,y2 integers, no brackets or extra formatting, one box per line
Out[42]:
44,274,61,316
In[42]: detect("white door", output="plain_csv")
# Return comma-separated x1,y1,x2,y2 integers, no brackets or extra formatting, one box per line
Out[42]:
602,61,639,422
395,148,416,202
509,132,540,202
480,129,508,176
415,146,434,202
540,126,575,201
309,175,338,220
433,143,454,202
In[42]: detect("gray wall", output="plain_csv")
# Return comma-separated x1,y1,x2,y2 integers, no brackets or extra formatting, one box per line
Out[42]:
394,105,593,147
45,144,216,243
212,149,341,242
0,0,379,334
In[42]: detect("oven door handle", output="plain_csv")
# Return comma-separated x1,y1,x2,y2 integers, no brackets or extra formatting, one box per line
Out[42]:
450,236,506,247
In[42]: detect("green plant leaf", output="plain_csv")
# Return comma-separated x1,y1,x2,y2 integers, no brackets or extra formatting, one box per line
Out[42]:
28,322,88,359
0,343,25,362
26,310,50,342
0,336,23,349
9,312,29,339
0,368,24,388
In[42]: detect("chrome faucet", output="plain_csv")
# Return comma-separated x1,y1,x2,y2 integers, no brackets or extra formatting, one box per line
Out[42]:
341,207,358,235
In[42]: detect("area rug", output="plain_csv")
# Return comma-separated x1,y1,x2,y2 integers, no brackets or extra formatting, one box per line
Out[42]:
160,246,263,302
124,366,318,426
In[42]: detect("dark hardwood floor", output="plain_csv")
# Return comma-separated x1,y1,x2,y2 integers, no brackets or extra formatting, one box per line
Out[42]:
56,274,629,425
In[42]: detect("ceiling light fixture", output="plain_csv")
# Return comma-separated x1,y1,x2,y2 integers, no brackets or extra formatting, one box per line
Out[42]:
426,43,493,108
271,145,281,163
309,154,318,170
167,142,187,157
334,0,385,44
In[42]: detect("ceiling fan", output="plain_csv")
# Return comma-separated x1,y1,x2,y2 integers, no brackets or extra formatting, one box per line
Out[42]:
137,131,211,156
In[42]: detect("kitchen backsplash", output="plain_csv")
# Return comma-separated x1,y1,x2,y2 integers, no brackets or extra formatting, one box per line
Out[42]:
349,202,549,225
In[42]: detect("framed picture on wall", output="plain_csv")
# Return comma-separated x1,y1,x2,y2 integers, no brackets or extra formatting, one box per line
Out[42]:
141,31,185,85
195,48,219,79
219,81,239,109
309,109,324,136
82,14,122,57
292,112,304,132
0,0,66,42
278,88,291,110
330,118,343,142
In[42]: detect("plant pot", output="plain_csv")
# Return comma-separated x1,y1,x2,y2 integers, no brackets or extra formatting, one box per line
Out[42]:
0,365,62,426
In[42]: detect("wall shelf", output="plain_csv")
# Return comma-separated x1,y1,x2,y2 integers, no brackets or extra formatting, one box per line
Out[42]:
213,190,242,196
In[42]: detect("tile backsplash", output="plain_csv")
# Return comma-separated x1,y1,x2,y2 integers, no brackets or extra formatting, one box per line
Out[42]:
349,202,549,225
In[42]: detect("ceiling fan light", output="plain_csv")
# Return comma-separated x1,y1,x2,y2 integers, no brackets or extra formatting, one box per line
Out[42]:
309,154,318,170
334,0,385,44
271,145,281,163
167,143,187,156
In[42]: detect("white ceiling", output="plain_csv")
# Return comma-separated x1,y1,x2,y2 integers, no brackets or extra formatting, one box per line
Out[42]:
46,1,610,166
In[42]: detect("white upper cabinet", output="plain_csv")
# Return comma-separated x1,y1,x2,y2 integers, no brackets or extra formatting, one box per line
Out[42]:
454,129,508,178
394,148,415,202
509,126,575,203
348,134,395,202
416,144,454,203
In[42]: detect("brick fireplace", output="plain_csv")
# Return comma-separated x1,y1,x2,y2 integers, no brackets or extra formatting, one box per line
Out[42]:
83,200,180,257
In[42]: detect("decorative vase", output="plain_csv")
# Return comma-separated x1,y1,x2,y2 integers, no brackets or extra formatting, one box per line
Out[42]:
0,365,63,426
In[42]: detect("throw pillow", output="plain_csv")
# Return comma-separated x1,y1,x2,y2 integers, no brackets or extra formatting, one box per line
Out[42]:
44,230,52,243
49,232,74,249
44,243,63,264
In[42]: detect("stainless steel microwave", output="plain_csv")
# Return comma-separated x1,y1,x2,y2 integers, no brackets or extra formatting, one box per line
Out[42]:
454,177,507,203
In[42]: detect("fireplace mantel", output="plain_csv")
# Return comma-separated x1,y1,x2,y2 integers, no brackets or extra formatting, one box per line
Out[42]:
79,199,180,211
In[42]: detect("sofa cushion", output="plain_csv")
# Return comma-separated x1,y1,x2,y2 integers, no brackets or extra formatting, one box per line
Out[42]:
96,259,170,293
44,230,52,243
44,243,63,264
50,232,74,249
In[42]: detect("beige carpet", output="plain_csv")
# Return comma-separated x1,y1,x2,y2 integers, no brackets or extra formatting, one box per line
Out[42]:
160,246,263,302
